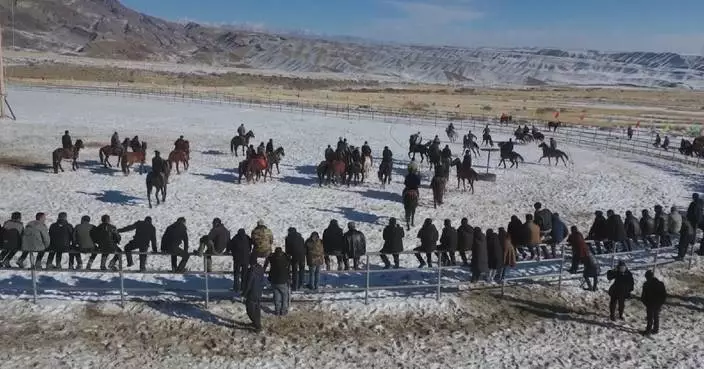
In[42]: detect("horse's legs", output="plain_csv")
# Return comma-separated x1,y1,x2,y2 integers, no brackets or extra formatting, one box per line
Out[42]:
276,162,280,175
147,184,153,208
162,184,167,202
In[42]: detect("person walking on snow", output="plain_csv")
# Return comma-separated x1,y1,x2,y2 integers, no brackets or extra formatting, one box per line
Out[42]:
607,260,634,321
640,270,666,335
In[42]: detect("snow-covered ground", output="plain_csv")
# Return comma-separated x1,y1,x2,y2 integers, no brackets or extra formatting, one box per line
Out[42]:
0,89,702,368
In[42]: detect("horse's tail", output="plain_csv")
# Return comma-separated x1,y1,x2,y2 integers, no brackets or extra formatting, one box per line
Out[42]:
517,153,524,162
51,151,59,173
230,138,236,154
99,148,104,164
561,151,569,161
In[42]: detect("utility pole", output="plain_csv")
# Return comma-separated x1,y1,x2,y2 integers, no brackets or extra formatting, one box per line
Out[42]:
0,22,16,120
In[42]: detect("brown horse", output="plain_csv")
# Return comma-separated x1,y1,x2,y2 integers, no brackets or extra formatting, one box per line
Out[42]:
168,141,190,174
328,160,346,185
52,139,85,174
431,175,446,209
146,163,170,208
239,156,268,183
451,158,478,193
230,131,255,156
121,142,148,175
266,147,285,178
99,144,125,168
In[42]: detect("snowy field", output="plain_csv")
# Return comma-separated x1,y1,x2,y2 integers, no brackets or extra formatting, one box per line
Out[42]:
0,89,702,368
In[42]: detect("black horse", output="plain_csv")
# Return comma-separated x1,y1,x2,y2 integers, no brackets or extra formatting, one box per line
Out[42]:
408,142,430,162
538,142,569,166
146,164,169,208
402,189,418,230
378,160,392,188
547,121,561,132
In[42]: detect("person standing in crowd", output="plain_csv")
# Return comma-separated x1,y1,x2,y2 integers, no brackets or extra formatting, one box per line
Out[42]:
47,212,73,269
229,228,252,293
653,205,668,248
498,227,516,280
439,219,458,266
567,226,588,274
507,215,526,259
251,220,273,260
323,219,345,271
265,247,291,316
415,218,438,268
17,213,50,269
640,209,656,248
533,202,553,239
640,270,667,335
471,227,488,282
305,231,324,290
607,261,634,320
343,222,366,270
285,227,306,291
667,206,682,246
457,218,474,267
582,244,601,292
118,216,157,271
524,214,541,259
161,217,189,273
72,215,97,270
687,193,703,232
91,214,122,271
548,213,568,259
676,218,695,261
242,258,265,332
486,228,503,282
0,212,23,268
380,218,404,269
624,210,641,252
606,210,626,253
588,211,608,254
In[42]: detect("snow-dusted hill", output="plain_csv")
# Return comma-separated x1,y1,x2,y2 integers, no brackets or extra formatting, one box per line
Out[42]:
1,0,703,88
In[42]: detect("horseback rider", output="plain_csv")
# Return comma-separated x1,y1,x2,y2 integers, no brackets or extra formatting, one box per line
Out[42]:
131,136,141,152
336,137,345,152
361,141,372,159
110,132,120,149
122,138,131,151
448,123,455,133
265,139,274,155
441,144,452,160
246,144,255,159
151,151,168,180
324,145,335,162
462,150,472,170
351,146,361,164
62,130,72,150
549,137,557,150
467,130,477,142
502,138,514,153
627,126,634,140
174,135,185,151
531,125,539,136
432,135,441,146
654,134,661,147
409,132,422,147
523,125,530,136
382,146,393,163
483,124,490,136
403,171,421,198
237,124,246,137
256,142,265,156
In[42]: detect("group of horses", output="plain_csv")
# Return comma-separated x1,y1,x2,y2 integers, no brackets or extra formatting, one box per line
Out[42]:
237,146,286,184
316,146,373,187
679,137,704,157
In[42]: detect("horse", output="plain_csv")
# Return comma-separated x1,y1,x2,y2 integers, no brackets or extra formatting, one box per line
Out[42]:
168,141,190,175
547,121,561,132
450,158,478,193
230,131,255,156
246,155,268,183
463,135,480,156
328,160,346,185
499,114,512,125
680,139,693,156
121,141,148,175
362,155,373,177
402,189,419,231
533,131,545,141
266,147,286,178
146,164,170,208
346,161,364,186
408,142,429,162
99,144,125,168
482,133,494,147
430,175,447,209
498,150,524,168
538,142,569,166
446,127,457,143
52,139,85,174
427,144,442,170
378,160,392,188
316,161,329,186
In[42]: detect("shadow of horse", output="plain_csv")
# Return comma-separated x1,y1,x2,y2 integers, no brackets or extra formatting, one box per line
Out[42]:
312,206,383,225
192,171,237,184
84,159,117,175
361,189,402,202
77,190,141,205
279,175,318,186
200,150,226,156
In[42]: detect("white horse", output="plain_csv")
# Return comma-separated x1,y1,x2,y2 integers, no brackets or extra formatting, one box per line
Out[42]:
362,155,373,177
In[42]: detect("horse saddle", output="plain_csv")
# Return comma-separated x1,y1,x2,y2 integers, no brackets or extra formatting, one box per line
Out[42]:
403,188,419,200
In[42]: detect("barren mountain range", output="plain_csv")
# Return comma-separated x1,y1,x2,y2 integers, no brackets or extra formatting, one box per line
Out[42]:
1,0,703,88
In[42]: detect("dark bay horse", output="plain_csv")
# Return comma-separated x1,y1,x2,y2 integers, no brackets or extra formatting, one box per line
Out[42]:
446,127,457,143
52,139,85,174
431,175,447,209
463,135,480,156
266,147,285,178
121,142,148,175
99,144,126,168
402,189,418,231
378,160,392,188
547,121,561,132
346,161,364,186
451,158,478,193
168,140,190,174
230,131,255,156
408,142,430,162
498,150,524,168
538,142,569,166
146,164,170,208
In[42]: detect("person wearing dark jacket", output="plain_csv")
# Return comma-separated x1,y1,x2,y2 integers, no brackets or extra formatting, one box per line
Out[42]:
71,215,96,270
457,218,474,267
686,193,703,231
624,211,641,252
676,219,695,260
607,261,634,321
343,222,366,270
606,210,627,253
265,247,291,316
439,219,458,266
323,219,345,271
242,259,265,332
380,218,404,269
285,227,306,291
415,218,439,268
161,217,189,272
582,246,601,292
486,229,503,282
507,215,526,259
62,130,72,149
547,213,568,259
229,228,252,292
118,216,157,271
471,227,488,282
151,151,168,179
46,212,74,269
196,218,231,272
567,226,589,274
90,215,122,271
653,205,668,248
640,270,667,335
640,209,656,248
533,202,553,235
588,211,608,254
0,212,23,267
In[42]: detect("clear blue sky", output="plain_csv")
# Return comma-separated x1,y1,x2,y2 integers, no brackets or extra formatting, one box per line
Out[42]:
121,0,704,54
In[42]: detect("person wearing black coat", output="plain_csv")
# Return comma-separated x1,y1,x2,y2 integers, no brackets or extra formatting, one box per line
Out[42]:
547,213,568,259
118,216,157,271
486,229,503,282
0,212,23,267
640,270,667,335
285,227,306,291
653,205,668,248
507,215,526,259
439,219,458,266
624,211,641,252
161,217,189,272
242,259,265,332
457,218,474,267
380,218,404,269
533,202,553,235
229,228,252,292
607,261,634,321
640,209,656,248
471,227,488,282
90,215,122,271
676,219,695,260
343,222,366,270
415,218,439,268
588,211,608,254
606,210,627,253
265,247,291,316
196,218,231,272
46,212,74,269
686,193,703,231
323,219,345,271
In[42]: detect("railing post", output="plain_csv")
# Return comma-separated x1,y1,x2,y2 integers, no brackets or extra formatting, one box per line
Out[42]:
203,255,210,309
118,252,125,308
557,243,566,292
436,255,442,301
30,252,37,304
652,245,659,273
364,253,370,305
